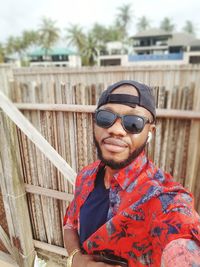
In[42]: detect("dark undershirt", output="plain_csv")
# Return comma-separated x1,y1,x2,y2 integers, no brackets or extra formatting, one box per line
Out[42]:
79,166,109,245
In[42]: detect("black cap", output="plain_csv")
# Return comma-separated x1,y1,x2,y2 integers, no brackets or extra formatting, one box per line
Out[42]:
97,80,156,121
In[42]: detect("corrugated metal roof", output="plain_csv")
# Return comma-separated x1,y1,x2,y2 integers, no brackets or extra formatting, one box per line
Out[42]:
29,47,77,57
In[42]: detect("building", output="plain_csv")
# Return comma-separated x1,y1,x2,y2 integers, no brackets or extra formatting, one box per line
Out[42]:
28,47,81,67
98,41,128,66
129,29,200,65
97,29,200,66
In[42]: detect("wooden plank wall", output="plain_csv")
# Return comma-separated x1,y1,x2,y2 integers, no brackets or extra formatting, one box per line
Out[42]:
13,65,200,89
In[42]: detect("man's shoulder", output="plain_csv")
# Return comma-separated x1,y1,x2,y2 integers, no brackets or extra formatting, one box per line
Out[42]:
153,167,173,184
143,161,186,193
145,161,192,200
146,160,172,182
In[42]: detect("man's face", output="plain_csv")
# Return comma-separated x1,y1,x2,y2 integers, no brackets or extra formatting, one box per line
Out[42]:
94,85,155,169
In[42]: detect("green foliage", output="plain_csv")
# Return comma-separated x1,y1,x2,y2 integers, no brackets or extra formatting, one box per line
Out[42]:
6,36,25,55
5,30,40,59
65,24,86,51
182,20,196,35
22,30,40,48
38,17,60,55
0,43,5,62
90,23,111,43
81,34,98,66
136,16,151,32
114,3,133,40
160,17,175,32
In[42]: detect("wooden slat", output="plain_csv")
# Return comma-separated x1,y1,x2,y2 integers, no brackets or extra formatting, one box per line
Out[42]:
33,240,67,257
0,91,77,186
0,251,18,267
156,109,200,119
0,225,17,260
24,183,73,201
14,103,200,120
15,103,95,112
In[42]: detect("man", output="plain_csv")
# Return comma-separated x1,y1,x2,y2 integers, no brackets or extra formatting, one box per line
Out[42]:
63,80,200,267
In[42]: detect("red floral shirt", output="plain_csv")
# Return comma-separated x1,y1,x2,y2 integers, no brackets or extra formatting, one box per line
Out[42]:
63,152,200,266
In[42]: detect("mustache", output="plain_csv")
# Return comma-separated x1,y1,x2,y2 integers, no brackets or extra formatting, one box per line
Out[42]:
102,136,129,146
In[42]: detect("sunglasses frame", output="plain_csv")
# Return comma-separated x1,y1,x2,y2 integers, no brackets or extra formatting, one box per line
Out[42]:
95,109,152,134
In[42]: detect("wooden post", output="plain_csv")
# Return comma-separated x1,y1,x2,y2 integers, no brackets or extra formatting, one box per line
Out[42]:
0,112,35,267
0,91,76,186
0,64,13,96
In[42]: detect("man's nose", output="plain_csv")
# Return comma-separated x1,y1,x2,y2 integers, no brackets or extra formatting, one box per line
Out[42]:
107,118,127,136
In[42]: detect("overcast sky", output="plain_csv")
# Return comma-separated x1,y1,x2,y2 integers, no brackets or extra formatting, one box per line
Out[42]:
1,0,200,43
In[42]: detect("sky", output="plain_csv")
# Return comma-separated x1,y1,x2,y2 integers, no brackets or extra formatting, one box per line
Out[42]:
0,0,200,43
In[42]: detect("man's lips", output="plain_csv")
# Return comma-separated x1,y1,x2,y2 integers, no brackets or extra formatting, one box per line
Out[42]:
103,137,128,147
102,137,128,153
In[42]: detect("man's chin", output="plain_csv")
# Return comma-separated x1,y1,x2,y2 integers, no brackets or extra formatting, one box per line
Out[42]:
100,158,131,170
93,135,147,170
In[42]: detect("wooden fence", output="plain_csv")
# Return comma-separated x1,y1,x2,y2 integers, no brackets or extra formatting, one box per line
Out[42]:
0,65,200,266
13,65,200,89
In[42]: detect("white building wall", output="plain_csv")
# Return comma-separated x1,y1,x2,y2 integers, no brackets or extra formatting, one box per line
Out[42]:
98,55,128,66
69,55,81,67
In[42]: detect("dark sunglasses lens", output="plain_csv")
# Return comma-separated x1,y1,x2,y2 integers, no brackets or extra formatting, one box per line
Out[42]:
123,116,145,133
96,110,116,128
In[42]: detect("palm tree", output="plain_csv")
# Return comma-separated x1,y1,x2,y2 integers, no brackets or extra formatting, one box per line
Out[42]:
160,17,175,32
6,36,16,54
65,24,86,53
90,23,109,44
115,3,133,39
109,24,124,41
136,16,151,32
81,34,98,66
182,20,196,35
22,30,40,50
6,36,25,58
38,17,60,56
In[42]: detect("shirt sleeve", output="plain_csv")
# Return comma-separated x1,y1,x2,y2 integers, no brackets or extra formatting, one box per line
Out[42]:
63,173,82,230
161,238,200,266
148,189,200,262
63,199,78,230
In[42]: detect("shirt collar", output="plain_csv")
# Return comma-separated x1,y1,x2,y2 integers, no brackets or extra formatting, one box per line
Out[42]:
107,151,148,190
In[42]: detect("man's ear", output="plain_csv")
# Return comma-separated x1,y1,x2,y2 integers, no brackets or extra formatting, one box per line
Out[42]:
147,124,156,143
149,123,156,134
147,132,152,143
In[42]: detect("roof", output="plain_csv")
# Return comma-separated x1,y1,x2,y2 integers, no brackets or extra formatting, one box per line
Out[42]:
168,32,197,47
132,28,172,38
188,39,200,47
28,47,77,57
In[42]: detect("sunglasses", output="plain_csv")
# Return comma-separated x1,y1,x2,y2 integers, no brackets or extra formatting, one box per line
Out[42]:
95,109,151,134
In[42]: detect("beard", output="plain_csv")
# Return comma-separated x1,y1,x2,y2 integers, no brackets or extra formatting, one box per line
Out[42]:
94,135,147,170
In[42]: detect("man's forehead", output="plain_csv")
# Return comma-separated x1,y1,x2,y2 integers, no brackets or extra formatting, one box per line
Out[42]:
111,85,139,96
